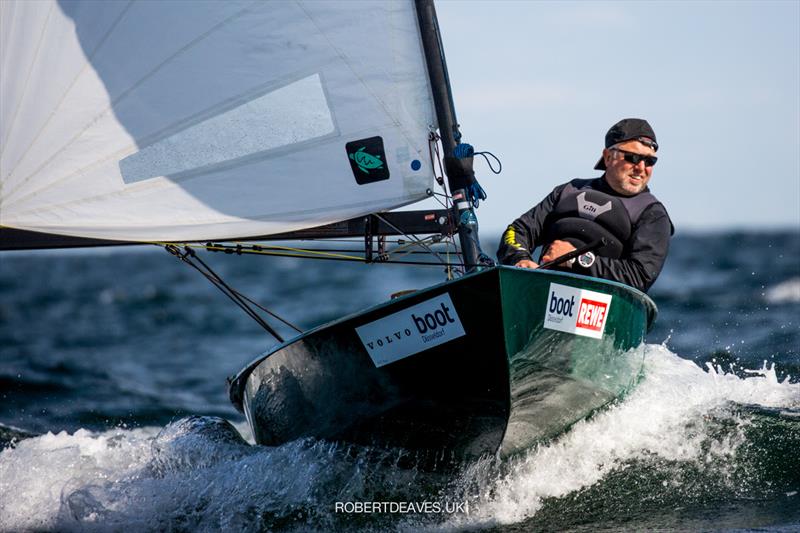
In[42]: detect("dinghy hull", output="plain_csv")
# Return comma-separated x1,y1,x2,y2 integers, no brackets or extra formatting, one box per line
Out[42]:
229,266,656,461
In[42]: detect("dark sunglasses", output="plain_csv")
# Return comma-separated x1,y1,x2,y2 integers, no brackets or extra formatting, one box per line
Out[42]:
612,148,658,167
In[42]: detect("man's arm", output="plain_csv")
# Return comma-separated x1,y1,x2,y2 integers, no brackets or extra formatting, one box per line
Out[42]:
573,203,673,292
497,184,566,266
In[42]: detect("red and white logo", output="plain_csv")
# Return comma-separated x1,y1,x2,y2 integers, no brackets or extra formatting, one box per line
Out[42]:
544,283,613,339
576,298,609,333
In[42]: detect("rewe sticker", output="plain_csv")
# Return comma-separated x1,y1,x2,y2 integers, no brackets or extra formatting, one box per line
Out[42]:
576,298,608,332
355,293,465,367
543,283,612,339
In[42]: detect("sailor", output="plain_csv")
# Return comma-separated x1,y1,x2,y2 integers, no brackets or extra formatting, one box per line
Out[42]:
497,118,673,292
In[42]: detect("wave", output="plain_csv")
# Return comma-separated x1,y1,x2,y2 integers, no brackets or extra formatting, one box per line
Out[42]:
442,345,799,530
765,278,800,304
1,346,798,532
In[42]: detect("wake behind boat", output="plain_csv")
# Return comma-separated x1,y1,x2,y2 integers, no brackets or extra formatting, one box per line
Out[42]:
230,266,656,461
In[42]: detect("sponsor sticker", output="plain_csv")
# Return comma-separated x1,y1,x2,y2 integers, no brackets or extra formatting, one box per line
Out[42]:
543,283,612,339
355,293,465,367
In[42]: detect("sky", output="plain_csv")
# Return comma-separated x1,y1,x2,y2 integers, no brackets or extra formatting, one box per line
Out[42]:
430,0,800,235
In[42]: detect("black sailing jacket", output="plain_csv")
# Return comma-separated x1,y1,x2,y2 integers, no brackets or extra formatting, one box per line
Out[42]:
497,176,673,293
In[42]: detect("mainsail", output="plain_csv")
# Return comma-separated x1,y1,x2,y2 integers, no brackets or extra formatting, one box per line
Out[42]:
0,0,437,244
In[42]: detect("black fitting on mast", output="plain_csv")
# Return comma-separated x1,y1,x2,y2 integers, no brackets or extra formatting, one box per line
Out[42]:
415,0,488,273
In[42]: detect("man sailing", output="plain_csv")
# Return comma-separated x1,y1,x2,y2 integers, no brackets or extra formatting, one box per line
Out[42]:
497,118,673,293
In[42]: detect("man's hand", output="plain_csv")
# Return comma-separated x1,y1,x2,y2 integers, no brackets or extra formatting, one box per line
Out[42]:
514,259,539,269
541,240,577,266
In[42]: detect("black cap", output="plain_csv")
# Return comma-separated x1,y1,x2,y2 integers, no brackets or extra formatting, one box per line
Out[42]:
594,118,658,170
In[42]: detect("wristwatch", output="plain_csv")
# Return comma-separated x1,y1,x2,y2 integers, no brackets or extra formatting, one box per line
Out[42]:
577,251,596,268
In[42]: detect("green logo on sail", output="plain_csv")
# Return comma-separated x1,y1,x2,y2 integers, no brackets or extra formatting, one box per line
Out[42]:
349,146,384,174
346,136,389,185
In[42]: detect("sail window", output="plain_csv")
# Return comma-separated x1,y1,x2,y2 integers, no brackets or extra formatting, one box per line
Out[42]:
119,73,336,183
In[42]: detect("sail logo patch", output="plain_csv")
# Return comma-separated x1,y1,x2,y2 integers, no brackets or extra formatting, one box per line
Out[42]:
346,136,390,184
543,283,612,339
355,293,465,367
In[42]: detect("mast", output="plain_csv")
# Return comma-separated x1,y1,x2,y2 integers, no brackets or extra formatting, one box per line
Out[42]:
415,0,485,273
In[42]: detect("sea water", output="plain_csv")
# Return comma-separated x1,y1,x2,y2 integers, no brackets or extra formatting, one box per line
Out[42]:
1,231,798,532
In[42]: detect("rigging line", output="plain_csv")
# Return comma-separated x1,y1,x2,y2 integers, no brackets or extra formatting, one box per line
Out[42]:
250,248,467,267
427,131,445,189
474,151,502,174
429,132,451,201
174,242,469,267
250,241,456,252
173,247,303,334
199,246,369,263
235,249,461,267
428,131,456,222
161,241,369,263
163,240,461,259
382,234,447,259
226,237,451,246
165,244,285,342
433,146,452,212
225,237,459,258
227,287,303,334
168,245,278,336
427,133,462,273
372,213,449,266
425,133,458,260
249,247,449,255
370,257,470,267
429,191,452,210
177,257,269,335
429,190,452,199
206,242,363,261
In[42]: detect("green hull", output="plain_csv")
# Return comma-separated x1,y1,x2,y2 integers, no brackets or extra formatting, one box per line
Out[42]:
498,268,654,454
230,266,656,462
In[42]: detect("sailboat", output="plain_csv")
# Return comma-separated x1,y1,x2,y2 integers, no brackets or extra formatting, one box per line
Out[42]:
1,0,656,463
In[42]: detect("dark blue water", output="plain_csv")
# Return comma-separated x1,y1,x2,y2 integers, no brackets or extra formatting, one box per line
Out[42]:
1,230,798,532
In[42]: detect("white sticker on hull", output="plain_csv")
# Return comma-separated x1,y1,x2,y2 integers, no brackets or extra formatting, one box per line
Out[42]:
356,293,466,368
544,283,613,339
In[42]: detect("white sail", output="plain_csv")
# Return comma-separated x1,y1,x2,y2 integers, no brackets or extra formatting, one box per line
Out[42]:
0,0,436,242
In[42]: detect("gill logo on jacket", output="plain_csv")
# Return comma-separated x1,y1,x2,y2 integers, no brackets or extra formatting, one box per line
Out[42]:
577,192,612,220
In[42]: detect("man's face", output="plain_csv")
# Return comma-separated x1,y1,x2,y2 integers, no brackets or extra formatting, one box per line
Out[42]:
602,139,656,196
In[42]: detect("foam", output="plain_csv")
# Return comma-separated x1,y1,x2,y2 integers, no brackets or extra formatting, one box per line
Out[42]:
1,347,797,532
443,344,799,529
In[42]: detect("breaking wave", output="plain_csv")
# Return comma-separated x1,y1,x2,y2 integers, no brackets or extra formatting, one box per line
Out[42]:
1,346,798,532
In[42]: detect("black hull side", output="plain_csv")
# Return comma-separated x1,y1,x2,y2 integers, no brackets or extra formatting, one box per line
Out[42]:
232,268,511,459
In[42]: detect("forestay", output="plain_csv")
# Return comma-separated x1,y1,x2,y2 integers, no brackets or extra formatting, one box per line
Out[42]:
0,0,436,243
